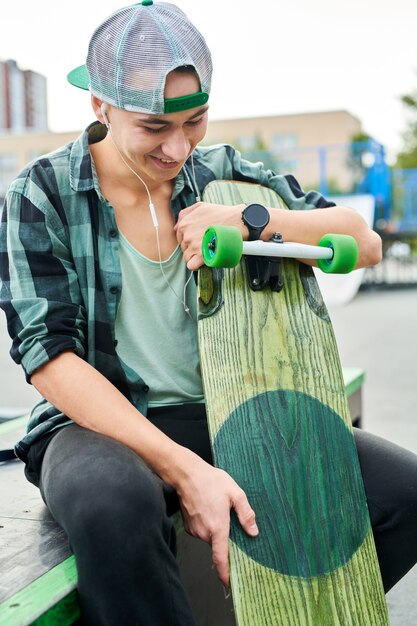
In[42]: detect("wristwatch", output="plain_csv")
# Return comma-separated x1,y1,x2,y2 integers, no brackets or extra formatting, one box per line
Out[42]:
241,203,270,241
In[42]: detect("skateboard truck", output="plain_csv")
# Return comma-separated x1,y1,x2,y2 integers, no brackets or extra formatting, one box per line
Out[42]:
245,232,284,292
202,225,359,277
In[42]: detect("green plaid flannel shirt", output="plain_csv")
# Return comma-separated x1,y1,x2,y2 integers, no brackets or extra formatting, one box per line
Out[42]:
0,122,334,461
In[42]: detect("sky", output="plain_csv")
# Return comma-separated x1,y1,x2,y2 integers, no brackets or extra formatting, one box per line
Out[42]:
1,0,416,162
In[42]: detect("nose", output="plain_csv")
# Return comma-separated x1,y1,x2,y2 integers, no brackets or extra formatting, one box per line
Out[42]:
161,128,191,162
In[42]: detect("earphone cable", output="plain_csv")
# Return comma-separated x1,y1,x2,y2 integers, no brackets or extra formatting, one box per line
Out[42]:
105,119,194,320
190,153,201,202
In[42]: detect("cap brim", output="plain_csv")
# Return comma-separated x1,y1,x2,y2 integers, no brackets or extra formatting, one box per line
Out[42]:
67,65,90,90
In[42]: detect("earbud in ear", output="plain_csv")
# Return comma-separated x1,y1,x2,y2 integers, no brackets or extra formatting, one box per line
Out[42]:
101,103,110,129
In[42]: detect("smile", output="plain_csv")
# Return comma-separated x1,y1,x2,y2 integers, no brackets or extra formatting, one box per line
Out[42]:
149,155,180,170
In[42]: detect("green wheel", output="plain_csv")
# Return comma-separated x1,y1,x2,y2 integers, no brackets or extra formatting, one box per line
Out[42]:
202,225,243,268
317,234,359,274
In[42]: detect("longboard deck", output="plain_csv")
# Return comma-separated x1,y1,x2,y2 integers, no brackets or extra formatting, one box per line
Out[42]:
197,181,389,625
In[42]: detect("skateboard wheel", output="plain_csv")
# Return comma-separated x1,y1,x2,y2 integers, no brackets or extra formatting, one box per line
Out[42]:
202,225,243,267
317,234,358,274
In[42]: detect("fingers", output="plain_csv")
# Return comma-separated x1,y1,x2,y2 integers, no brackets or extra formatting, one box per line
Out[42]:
177,458,258,589
175,201,220,265
175,202,200,221
174,203,200,243
180,236,204,269
211,491,258,588
211,526,230,588
233,490,259,537
183,250,204,270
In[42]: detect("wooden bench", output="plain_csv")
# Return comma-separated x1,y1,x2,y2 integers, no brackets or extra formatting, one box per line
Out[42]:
0,368,364,626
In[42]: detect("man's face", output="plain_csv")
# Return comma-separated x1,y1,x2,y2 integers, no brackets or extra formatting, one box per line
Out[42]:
104,71,208,183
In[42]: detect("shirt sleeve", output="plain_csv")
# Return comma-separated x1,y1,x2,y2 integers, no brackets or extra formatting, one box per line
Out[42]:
219,144,337,210
0,180,86,380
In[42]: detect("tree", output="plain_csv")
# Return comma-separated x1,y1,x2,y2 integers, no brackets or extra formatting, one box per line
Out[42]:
396,90,417,169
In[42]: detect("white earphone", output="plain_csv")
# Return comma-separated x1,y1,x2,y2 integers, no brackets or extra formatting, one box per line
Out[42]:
101,103,110,129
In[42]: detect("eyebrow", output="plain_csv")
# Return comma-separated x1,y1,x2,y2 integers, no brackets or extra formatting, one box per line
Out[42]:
138,105,209,126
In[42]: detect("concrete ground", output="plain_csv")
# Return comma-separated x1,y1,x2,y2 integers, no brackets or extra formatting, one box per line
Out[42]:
329,287,417,624
1,286,416,623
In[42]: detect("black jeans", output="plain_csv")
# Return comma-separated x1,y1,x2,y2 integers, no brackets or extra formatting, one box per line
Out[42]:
26,404,417,626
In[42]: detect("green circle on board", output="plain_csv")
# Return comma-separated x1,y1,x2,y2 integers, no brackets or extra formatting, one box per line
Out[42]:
212,390,370,577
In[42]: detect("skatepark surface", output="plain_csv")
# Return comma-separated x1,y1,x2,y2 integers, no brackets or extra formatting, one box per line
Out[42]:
329,287,417,624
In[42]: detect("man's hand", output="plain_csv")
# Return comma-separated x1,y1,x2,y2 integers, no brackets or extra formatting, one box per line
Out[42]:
175,202,246,270
176,455,258,588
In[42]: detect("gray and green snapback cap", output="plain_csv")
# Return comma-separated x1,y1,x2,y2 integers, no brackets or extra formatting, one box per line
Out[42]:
67,0,212,114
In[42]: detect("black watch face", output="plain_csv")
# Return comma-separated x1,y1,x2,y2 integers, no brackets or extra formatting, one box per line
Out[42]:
244,203,270,229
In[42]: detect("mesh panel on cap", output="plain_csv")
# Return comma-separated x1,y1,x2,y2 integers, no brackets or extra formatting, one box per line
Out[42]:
86,2,212,114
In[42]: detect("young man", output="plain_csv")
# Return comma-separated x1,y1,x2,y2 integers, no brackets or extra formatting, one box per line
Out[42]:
1,2,417,624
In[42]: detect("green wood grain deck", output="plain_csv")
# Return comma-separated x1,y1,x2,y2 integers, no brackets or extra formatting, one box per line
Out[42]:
198,181,388,626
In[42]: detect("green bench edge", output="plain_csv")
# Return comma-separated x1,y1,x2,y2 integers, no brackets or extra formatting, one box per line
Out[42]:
0,556,78,626
342,367,365,399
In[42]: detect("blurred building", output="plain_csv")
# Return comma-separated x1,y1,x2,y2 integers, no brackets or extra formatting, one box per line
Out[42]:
0,130,78,200
0,60,48,132
205,110,363,193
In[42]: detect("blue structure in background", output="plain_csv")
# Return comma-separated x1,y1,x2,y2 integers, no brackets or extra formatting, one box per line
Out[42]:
357,141,392,225
315,139,391,227
304,139,416,232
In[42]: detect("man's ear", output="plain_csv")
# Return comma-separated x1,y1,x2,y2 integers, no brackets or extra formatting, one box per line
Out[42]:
91,95,107,125
100,104,111,130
